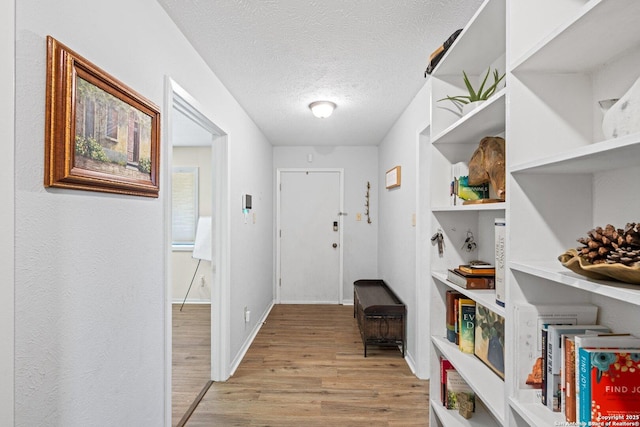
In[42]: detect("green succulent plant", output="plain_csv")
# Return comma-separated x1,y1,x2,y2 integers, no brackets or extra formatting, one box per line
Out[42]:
438,68,505,105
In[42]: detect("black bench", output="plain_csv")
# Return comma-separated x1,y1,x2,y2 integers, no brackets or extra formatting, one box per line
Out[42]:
353,279,406,357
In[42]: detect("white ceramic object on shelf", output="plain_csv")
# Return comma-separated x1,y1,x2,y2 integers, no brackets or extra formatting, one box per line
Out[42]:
602,75,640,139
463,100,485,116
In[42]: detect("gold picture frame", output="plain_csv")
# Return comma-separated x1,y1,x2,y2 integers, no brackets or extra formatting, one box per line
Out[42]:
385,166,401,189
45,36,160,197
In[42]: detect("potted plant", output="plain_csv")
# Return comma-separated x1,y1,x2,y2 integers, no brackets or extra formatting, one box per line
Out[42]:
438,68,505,115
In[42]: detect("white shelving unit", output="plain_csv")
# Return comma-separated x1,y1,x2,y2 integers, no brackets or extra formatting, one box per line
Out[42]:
425,0,640,426
506,0,640,425
427,0,506,425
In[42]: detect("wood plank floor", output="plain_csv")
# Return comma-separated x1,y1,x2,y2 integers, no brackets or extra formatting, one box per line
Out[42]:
172,304,211,427
184,304,429,426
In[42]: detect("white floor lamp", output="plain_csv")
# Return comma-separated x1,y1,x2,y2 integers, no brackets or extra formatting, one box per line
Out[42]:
180,216,212,311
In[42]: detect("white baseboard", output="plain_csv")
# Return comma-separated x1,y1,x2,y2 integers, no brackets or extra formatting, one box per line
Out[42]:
404,350,417,376
172,299,211,305
228,301,274,377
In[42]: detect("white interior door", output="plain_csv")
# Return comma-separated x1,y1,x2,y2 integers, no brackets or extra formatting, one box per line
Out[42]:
278,170,343,304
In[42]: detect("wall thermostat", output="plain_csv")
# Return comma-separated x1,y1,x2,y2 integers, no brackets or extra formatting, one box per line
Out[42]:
242,194,252,212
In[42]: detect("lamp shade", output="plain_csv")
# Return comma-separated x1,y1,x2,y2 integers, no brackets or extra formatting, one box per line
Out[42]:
192,216,212,261
309,101,336,118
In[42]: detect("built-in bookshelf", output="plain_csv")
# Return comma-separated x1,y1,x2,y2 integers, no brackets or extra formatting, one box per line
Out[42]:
427,0,506,425
425,0,640,425
507,0,640,425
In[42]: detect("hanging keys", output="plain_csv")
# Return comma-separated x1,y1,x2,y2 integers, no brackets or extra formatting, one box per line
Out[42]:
462,230,477,252
431,230,444,256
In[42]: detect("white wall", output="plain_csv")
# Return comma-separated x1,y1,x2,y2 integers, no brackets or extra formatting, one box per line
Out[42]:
15,0,273,425
377,83,430,374
273,146,379,301
1,0,15,424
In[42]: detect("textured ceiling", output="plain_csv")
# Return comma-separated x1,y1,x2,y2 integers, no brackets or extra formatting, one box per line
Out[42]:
157,0,483,146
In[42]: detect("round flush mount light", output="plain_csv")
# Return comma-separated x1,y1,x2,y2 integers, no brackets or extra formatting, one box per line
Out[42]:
309,101,336,119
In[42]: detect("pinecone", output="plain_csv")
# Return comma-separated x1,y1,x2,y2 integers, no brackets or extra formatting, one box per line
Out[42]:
576,223,640,266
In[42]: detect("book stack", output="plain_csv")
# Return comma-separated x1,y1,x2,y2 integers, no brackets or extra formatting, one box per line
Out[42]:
447,263,495,289
545,324,610,412
440,358,475,413
516,303,640,423
571,334,640,424
445,290,476,352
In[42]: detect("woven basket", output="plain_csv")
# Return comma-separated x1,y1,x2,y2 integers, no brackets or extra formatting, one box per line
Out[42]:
558,249,640,285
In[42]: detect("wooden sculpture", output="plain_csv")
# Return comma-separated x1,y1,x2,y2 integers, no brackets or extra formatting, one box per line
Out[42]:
468,136,506,200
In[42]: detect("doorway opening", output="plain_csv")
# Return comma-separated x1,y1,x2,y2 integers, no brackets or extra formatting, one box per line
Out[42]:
165,78,230,426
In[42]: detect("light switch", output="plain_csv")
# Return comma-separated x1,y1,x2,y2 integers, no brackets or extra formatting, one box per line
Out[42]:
356,213,362,221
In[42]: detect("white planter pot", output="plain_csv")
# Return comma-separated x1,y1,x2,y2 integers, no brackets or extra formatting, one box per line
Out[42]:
463,100,485,115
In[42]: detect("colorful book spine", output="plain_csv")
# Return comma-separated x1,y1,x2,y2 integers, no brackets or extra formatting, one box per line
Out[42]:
578,348,640,423
541,326,548,406
564,336,577,423
440,358,454,406
445,290,462,344
458,298,476,354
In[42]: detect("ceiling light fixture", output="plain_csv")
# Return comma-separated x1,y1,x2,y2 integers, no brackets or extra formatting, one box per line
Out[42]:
309,101,336,119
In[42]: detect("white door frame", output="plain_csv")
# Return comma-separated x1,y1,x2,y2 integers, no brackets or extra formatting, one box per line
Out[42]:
164,78,231,425
275,168,345,304
1,3,15,424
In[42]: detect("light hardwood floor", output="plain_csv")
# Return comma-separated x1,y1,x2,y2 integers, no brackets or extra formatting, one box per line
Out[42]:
173,304,212,426
178,304,429,426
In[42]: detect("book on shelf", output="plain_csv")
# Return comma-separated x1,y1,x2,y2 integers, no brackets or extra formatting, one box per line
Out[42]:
458,264,495,276
545,324,610,412
475,303,505,379
573,334,640,423
541,326,548,406
454,176,490,204
513,304,598,404
446,269,495,289
562,332,629,422
578,347,640,423
446,290,463,344
563,335,578,422
458,298,476,354
445,369,475,411
450,162,468,206
440,358,454,406
541,322,601,406
494,218,506,307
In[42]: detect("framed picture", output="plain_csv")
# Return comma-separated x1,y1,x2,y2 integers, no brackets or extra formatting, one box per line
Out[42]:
385,166,401,189
45,36,160,197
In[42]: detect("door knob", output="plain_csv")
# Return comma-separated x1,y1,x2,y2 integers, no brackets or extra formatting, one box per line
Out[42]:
332,243,338,248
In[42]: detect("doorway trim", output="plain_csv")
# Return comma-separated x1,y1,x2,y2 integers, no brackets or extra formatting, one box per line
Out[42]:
164,77,231,425
275,168,345,304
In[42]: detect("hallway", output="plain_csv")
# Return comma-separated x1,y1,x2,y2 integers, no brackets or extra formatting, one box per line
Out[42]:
181,304,429,426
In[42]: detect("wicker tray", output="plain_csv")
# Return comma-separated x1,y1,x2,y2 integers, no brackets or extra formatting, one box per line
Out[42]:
558,249,640,285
